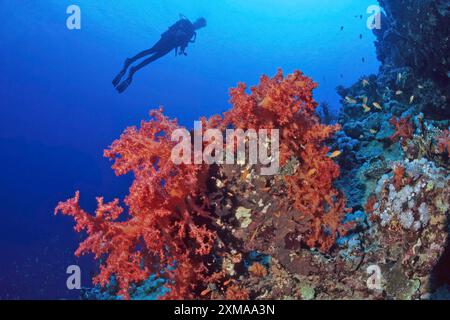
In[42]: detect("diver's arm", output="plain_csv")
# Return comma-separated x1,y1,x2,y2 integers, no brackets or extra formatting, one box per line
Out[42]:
189,32,197,43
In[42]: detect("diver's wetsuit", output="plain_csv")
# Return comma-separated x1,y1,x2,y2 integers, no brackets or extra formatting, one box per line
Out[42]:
113,16,202,93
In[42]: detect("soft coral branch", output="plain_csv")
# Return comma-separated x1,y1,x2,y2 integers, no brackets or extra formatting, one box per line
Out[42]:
390,115,414,145
55,109,216,299
223,69,347,251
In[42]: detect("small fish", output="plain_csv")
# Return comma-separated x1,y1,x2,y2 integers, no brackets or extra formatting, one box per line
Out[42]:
329,150,342,158
361,79,369,87
409,95,415,104
418,85,424,89
362,96,368,104
362,104,371,112
307,168,317,177
370,129,378,134
395,90,403,95
240,167,250,181
359,34,363,39
340,26,344,31
373,102,382,110
362,57,365,63
223,279,233,286
345,96,357,104
200,288,211,296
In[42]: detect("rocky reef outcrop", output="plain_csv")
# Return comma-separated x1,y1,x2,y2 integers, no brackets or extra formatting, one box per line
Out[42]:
329,0,450,299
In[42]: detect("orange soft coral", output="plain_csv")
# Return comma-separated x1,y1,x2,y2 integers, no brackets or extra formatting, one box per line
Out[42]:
55,109,215,299
222,69,347,252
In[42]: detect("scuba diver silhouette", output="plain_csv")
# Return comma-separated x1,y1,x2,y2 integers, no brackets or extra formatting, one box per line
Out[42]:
113,15,207,93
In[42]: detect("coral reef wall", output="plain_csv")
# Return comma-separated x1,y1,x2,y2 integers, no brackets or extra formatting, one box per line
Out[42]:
328,0,450,299
375,0,449,118
57,1,449,300
336,0,450,208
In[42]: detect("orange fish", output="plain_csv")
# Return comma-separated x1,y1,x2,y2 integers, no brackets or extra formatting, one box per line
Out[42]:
329,150,342,158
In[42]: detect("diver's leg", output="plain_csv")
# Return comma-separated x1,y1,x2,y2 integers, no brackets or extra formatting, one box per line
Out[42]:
116,50,171,94
129,51,169,77
126,47,158,66
112,46,159,87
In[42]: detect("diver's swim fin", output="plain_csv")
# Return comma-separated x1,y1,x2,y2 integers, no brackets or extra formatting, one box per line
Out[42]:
116,77,133,94
112,69,126,87
112,59,132,87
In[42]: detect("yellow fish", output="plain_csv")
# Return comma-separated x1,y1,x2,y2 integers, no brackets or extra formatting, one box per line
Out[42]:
409,95,415,104
396,90,403,95
373,102,382,110
345,96,357,104
240,168,250,181
362,104,371,112
329,150,342,158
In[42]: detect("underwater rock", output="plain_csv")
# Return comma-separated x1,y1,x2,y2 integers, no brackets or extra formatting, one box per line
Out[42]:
343,122,364,139
375,119,395,142
366,158,449,298
362,157,391,180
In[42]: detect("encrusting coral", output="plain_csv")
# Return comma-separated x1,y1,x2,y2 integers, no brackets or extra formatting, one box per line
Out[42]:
366,158,449,298
56,70,349,299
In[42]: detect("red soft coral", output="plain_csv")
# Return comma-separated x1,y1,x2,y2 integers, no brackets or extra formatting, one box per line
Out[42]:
436,129,450,154
393,165,406,191
55,109,215,299
56,70,349,298
222,69,348,252
390,116,414,145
